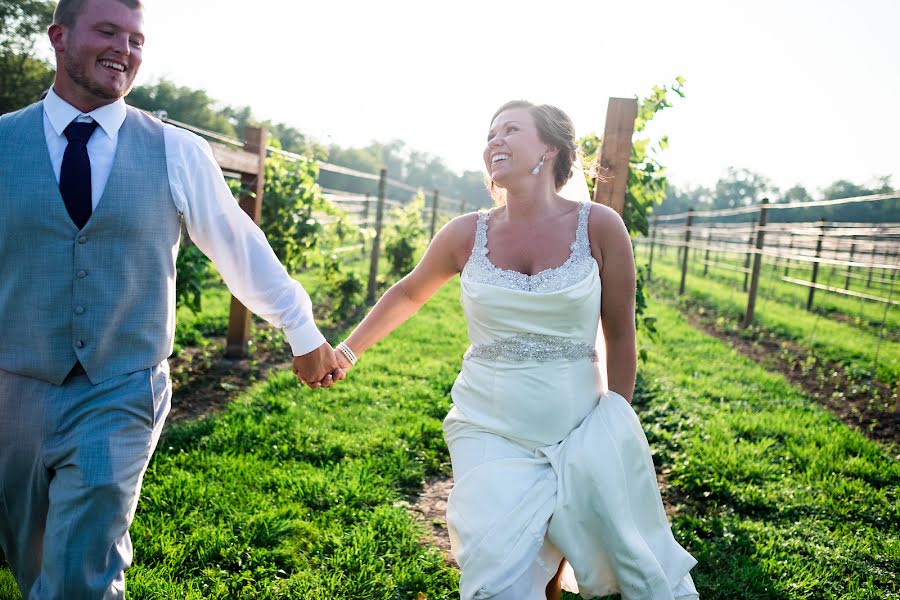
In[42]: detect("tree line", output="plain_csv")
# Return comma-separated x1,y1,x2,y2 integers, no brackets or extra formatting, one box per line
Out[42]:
658,168,897,223
6,0,892,223
0,0,493,208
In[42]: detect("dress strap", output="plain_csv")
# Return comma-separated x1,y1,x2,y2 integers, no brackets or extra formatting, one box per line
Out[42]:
572,202,593,254
471,210,490,257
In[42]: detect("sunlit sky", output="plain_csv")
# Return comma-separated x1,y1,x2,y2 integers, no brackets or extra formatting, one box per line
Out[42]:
131,0,900,194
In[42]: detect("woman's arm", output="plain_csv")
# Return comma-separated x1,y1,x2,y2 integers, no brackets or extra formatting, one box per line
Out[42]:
589,204,638,402
337,213,478,365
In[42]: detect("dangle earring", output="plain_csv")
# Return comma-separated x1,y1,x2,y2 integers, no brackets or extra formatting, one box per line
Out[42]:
531,154,545,175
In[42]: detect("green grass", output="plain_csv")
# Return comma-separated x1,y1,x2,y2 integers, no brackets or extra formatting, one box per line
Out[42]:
634,297,899,599
123,278,467,599
635,241,899,332
652,244,900,335
2,269,898,598
0,573,16,600
639,246,900,386
173,280,231,351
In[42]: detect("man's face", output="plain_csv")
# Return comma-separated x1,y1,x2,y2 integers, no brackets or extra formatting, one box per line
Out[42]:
51,0,144,108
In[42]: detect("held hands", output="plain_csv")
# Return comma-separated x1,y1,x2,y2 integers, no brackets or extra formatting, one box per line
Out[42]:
292,342,346,389
333,343,355,373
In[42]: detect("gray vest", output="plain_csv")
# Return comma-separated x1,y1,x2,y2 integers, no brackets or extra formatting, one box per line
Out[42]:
0,102,182,385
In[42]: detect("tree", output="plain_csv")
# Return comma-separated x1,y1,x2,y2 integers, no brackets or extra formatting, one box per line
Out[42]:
657,183,712,215
127,79,236,136
0,0,55,114
780,184,812,204
712,167,778,210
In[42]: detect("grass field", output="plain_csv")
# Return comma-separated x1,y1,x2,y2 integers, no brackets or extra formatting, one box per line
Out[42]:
635,240,899,336
1,273,898,598
637,298,898,599
637,245,900,387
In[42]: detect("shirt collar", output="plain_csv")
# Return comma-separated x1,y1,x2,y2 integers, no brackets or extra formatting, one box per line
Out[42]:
43,87,127,140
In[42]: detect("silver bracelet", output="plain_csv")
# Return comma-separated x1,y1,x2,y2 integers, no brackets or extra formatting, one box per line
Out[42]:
337,341,358,366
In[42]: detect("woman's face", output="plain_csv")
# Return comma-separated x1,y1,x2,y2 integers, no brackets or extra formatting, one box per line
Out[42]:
484,107,546,188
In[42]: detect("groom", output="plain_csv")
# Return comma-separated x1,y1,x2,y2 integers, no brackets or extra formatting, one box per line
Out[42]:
0,0,344,597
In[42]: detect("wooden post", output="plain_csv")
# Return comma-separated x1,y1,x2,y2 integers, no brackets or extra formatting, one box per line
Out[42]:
784,234,794,277
593,97,638,216
703,231,712,276
366,169,387,304
743,222,755,292
225,126,267,358
679,209,694,295
360,192,372,258
362,192,371,226
430,189,440,239
866,245,875,288
647,217,657,282
845,243,856,290
460,198,466,214
742,199,769,328
806,220,827,311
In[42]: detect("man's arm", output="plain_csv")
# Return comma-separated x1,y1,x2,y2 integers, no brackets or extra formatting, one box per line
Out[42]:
163,124,338,386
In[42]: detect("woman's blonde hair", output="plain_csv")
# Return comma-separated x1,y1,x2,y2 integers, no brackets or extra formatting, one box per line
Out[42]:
487,100,587,204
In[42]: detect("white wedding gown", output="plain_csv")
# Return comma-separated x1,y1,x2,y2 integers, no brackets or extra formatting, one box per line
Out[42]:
443,202,699,599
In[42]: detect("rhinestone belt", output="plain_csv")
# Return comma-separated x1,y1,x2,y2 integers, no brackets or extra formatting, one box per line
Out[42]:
463,333,598,363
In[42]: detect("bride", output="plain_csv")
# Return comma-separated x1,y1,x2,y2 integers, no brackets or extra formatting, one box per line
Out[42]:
332,100,699,599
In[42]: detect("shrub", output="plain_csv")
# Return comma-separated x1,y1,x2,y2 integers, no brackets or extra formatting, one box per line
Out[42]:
384,193,427,278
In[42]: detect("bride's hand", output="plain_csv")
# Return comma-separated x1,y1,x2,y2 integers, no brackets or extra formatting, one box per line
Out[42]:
333,347,354,372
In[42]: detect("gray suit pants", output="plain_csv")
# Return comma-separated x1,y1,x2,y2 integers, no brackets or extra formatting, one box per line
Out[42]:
0,362,170,599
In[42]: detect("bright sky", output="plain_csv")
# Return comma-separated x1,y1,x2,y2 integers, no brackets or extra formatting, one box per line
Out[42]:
137,0,899,195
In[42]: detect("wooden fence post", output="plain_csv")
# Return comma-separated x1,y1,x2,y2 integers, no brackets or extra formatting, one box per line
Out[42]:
866,245,875,289
360,192,372,258
593,98,637,216
742,199,768,328
366,169,387,304
647,217,657,282
362,192,371,226
806,219,827,311
784,233,794,277
460,198,466,214
679,209,694,295
225,126,267,358
703,231,712,276
743,222,755,292
430,189,439,239
845,243,856,290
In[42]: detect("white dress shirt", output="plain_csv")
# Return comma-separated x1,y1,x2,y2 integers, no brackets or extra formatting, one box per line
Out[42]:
41,87,325,356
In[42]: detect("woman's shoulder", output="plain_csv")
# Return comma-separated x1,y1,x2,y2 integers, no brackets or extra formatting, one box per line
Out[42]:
441,210,483,241
586,202,628,240
429,211,483,266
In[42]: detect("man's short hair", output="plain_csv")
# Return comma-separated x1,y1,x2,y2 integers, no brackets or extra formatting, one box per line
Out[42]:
53,0,144,27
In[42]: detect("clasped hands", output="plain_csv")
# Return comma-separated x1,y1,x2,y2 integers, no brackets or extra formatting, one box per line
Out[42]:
291,341,356,389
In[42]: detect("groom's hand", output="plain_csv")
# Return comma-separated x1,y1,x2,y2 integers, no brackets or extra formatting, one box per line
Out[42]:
293,342,344,389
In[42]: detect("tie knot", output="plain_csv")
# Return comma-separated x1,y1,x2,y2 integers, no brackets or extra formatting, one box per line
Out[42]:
64,120,99,144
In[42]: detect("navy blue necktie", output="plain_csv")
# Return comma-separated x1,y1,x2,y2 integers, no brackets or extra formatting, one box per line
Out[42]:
60,120,99,230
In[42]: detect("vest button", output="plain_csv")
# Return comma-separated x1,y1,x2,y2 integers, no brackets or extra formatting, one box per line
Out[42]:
76,270,87,278
74,306,85,315
75,340,85,349
78,236,88,244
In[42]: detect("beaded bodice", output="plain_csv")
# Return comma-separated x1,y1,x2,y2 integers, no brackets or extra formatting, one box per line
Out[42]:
457,202,602,365
461,201,596,294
